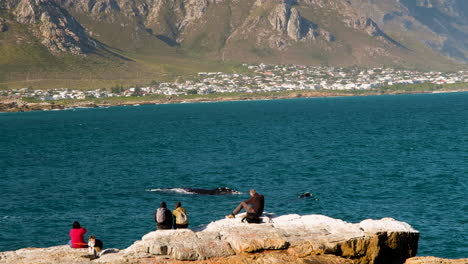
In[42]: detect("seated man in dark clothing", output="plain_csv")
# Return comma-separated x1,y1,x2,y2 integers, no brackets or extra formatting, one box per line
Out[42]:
226,189,264,219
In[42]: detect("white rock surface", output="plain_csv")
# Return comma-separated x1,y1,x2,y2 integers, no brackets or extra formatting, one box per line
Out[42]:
118,213,419,262
0,214,421,264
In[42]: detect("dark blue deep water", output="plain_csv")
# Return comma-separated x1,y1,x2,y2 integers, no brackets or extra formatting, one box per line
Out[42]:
0,93,467,258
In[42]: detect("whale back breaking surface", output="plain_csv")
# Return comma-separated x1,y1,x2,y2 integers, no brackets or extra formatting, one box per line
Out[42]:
148,187,242,195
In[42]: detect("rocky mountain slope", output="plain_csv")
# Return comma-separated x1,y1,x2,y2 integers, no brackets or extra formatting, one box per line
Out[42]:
0,0,467,88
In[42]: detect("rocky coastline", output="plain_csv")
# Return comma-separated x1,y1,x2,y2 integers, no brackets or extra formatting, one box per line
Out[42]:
1,90,465,113
1,213,465,264
0,92,350,113
0,214,422,264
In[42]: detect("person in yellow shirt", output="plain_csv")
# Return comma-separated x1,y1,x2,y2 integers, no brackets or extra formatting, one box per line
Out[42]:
173,202,189,229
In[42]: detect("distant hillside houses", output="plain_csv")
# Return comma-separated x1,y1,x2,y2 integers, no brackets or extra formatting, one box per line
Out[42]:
1,65,467,101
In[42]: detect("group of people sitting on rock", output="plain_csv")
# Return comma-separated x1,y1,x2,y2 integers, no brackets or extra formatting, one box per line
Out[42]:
155,201,189,229
155,189,265,229
69,189,264,252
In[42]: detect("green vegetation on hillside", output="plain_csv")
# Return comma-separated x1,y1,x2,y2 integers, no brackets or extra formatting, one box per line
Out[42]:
1,0,467,91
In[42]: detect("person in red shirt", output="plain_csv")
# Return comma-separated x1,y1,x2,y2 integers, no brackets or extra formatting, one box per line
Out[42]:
68,221,87,248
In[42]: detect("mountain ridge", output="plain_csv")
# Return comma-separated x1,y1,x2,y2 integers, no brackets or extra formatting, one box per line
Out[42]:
1,0,467,89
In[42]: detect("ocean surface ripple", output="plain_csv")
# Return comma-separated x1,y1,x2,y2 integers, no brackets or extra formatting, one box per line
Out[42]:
0,93,467,258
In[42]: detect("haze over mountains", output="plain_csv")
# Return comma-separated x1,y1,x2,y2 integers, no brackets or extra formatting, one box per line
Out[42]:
1,0,467,88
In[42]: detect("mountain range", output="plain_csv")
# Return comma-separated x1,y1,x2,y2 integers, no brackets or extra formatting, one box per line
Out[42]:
1,0,467,89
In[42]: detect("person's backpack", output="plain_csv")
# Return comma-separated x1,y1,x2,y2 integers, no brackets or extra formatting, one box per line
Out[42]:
176,210,188,225
156,208,167,223
241,213,262,224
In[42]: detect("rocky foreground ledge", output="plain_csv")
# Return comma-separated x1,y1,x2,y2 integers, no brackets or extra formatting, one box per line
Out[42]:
0,214,462,264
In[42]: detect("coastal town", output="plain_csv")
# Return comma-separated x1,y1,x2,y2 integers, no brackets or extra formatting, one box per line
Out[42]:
1,64,468,101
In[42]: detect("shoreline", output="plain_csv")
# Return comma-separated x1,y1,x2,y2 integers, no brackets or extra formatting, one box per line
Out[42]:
0,89,466,113
0,214,421,264
1,214,466,264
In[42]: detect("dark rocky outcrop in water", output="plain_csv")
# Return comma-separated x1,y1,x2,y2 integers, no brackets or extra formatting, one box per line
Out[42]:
0,101,64,112
0,100,101,112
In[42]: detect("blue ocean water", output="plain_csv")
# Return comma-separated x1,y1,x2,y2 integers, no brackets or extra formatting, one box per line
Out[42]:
0,93,466,258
